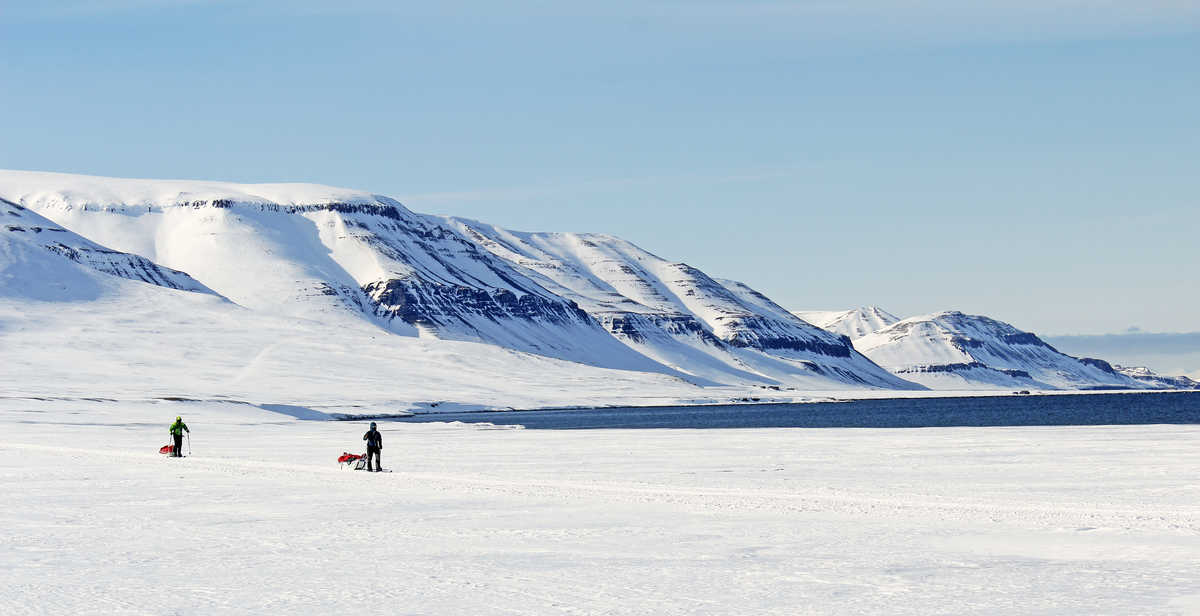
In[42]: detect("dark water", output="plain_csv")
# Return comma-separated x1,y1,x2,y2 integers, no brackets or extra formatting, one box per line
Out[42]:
394,391,1200,430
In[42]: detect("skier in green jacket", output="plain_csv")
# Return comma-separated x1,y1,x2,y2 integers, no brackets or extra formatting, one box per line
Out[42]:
168,416,189,457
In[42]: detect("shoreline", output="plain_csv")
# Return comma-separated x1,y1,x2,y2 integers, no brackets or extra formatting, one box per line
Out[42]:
2,388,1196,422
383,387,1200,419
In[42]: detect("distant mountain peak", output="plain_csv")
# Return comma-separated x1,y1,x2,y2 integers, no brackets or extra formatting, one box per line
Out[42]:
856,311,1146,390
1114,365,1199,390
793,306,900,340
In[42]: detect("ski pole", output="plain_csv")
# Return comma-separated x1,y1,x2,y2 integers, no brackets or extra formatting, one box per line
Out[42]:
186,432,192,456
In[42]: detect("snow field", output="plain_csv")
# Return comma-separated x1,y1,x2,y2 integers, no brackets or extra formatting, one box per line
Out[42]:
2,398,1198,615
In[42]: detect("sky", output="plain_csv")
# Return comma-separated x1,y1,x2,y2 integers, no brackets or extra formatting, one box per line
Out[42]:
2,0,1198,339
1043,333,1200,380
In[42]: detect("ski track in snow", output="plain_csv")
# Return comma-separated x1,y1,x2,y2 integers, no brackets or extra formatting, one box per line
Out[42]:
2,399,1199,614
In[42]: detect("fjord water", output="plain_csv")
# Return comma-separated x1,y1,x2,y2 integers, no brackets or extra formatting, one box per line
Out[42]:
396,391,1200,430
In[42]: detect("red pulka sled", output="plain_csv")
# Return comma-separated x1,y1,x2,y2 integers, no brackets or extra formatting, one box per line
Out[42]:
338,452,367,470
159,445,175,455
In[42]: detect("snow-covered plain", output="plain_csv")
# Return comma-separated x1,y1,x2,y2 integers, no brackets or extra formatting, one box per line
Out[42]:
2,398,1198,615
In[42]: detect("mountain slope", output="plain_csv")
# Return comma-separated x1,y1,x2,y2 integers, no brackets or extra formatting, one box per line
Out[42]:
1,196,213,300
854,311,1148,390
0,170,675,374
0,177,734,409
794,306,900,340
0,169,931,391
439,218,920,389
0,261,719,410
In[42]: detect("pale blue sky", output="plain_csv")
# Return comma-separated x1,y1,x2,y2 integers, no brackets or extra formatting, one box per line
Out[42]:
3,1,1198,336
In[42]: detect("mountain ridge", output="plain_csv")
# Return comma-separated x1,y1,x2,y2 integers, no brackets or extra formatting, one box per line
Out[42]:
440,217,916,389
1,169,915,391
853,310,1149,390
793,306,900,340
5,169,1188,394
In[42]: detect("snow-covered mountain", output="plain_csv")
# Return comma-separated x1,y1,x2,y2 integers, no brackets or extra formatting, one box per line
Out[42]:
9,169,1183,396
1113,365,1200,390
854,311,1148,390
794,306,1194,390
1,196,213,300
793,306,900,340
439,219,918,389
0,169,917,392
0,170,675,374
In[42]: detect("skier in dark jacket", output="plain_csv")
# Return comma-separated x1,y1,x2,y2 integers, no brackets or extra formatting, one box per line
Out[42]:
168,416,189,457
363,422,382,472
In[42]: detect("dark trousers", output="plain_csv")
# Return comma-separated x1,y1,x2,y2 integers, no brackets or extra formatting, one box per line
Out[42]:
366,446,381,471
173,434,183,457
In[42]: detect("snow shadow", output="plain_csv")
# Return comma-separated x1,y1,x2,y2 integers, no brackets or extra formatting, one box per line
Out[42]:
257,403,330,421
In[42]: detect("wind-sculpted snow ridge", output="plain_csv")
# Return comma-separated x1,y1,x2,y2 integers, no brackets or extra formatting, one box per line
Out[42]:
794,306,900,340
0,197,214,300
854,311,1151,390
440,218,921,389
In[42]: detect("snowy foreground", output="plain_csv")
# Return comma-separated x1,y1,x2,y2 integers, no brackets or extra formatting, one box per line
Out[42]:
2,398,1198,615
